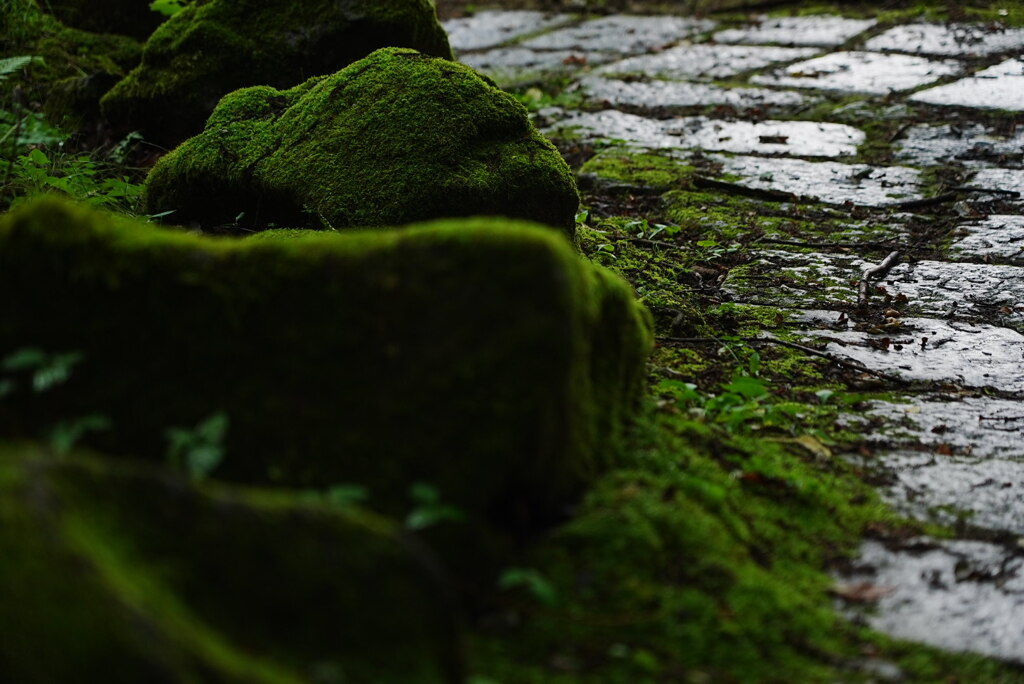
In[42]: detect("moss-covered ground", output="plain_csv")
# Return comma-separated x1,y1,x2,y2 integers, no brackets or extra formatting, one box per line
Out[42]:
3,0,1024,680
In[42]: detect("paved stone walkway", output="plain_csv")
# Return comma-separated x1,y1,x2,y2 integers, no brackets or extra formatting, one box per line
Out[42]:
445,8,1024,665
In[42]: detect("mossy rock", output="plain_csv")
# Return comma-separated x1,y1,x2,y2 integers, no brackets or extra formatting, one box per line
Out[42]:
0,198,651,531
1,0,142,132
45,0,168,41
143,47,580,235
100,0,453,145
0,443,463,683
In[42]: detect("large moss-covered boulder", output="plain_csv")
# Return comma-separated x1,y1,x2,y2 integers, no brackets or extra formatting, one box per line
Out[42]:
0,198,651,528
101,0,453,145
143,47,580,235
0,444,463,683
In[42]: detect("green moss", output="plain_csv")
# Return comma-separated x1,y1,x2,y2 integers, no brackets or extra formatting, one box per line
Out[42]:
143,48,580,235
0,197,651,531
101,0,452,145
579,148,696,191
0,0,141,131
470,409,894,682
0,443,461,683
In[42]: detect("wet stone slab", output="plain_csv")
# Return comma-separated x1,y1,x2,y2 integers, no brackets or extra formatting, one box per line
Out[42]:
911,59,1024,110
894,123,1024,168
545,109,863,157
713,15,876,48
574,75,812,113
710,156,922,206
845,396,1024,532
459,48,612,87
751,51,962,94
521,15,716,54
864,23,1024,57
443,10,575,52
838,538,1024,664
727,252,1024,325
950,215,1024,264
970,167,1024,194
594,44,820,81
798,316,1024,394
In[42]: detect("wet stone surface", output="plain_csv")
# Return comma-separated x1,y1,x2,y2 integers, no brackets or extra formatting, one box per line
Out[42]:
713,15,876,48
545,110,863,157
574,75,812,113
841,539,1024,664
844,397,1024,531
970,167,1024,194
461,48,612,86
751,51,962,94
950,215,1024,264
800,316,1024,394
894,123,1024,168
521,15,715,54
451,9,1024,667
725,251,1024,326
910,58,1024,110
594,44,821,80
709,157,922,206
443,10,574,52
864,23,1024,57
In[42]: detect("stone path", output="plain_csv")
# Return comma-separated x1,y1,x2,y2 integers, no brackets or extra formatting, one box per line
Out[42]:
444,7,1024,665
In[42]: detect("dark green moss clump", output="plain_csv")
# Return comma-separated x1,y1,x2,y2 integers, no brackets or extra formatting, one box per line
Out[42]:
143,47,580,235
1,0,142,132
100,0,453,145
0,443,462,683
0,197,651,529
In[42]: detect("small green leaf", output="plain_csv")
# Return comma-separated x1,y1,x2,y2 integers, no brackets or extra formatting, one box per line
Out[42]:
498,567,558,606
47,415,110,456
722,375,769,400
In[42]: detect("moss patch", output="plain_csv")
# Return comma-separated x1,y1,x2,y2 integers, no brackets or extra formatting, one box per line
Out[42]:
101,0,452,145
579,148,696,191
0,198,651,532
0,443,462,683
143,48,580,235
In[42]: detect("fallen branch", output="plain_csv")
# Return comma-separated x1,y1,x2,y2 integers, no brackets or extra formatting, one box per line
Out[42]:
692,176,800,203
655,335,909,383
857,250,900,307
892,193,957,211
949,186,1022,198
755,237,902,250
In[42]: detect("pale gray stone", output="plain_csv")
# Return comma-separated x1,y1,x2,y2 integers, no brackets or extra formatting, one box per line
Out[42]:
911,59,1024,110
865,23,1024,57
714,15,876,47
595,43,820,80
443,11,575,52
752,51,962,94
521,15,716,54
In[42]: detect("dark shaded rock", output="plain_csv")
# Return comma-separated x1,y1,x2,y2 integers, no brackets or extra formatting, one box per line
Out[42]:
143,47,579,235
100,0,453,145
1,0,142,133
0,444,463,683
0,198,651,531
45,0,168,40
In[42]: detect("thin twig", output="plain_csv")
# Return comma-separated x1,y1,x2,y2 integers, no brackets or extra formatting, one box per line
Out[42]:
655,335,909,383
857,250,900,307
892,193,957,211
692,176,800,203
755,237,902,250
949,186,1022,197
